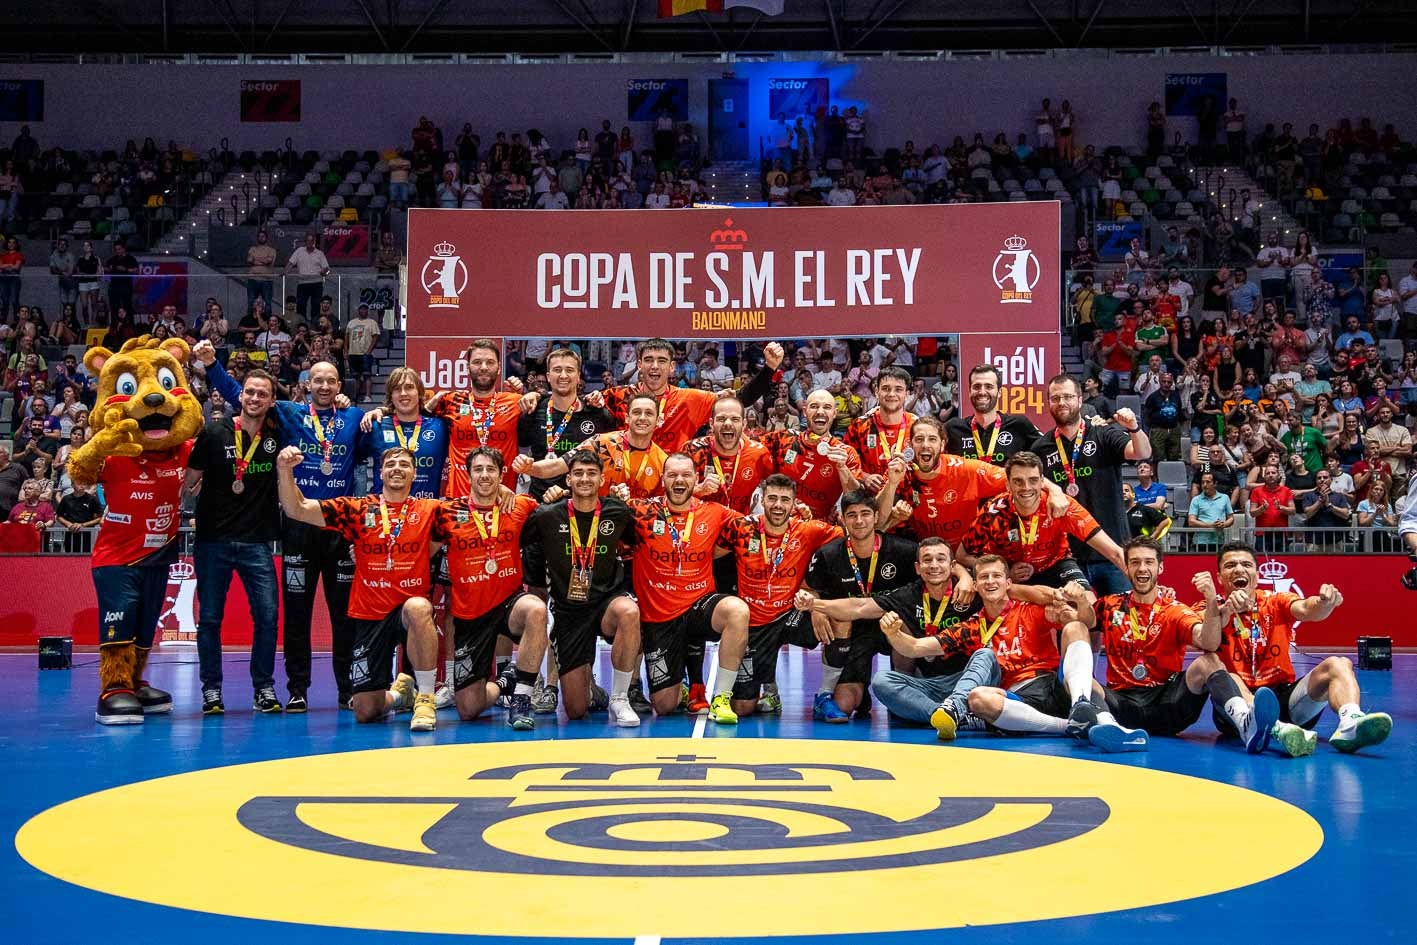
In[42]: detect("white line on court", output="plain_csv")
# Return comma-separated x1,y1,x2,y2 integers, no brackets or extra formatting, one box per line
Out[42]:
691,642,718,738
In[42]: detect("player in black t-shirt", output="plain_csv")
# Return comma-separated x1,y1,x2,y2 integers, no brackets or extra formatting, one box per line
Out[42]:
523,449,641,726
945,363,1042,465
802,489,920,721
183,368,285,714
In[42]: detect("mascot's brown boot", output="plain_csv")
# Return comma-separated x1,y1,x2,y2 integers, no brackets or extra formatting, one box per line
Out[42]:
133,646,173,715
96,643,144,726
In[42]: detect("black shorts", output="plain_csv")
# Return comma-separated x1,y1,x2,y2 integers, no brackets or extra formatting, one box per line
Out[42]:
733,609,819,700
712,554,739,596
451,591,529,690
349,604,413,695
432,547,450,587
550,592,632,673
824,618,891,687
641,592,728,694
1105,672,1207,736
1212,677,1323,737
1011,672,1070,718
1030,557,1090,592
348,354,372,377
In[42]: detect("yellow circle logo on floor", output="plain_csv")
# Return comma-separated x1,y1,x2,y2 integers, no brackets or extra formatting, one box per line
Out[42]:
16,738,1321,937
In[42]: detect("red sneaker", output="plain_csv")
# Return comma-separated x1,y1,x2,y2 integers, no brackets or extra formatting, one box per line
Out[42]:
684,682,710,715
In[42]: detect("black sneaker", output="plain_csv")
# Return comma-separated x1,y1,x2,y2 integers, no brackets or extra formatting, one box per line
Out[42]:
202,689,225,715
506,693,536,730
337,693,354,711
134,681,173,715
253,687,283,713
493,663,518,708
853,690,873,718
626,681,652,715
285,693,308,714
1065,699,1099,740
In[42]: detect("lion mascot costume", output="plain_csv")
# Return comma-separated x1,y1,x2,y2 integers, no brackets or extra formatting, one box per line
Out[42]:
69,335,205,724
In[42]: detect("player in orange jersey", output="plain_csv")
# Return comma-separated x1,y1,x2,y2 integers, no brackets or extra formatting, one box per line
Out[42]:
425,338,534,494
516,393,667,500
760,389,862,520
843,366,916,489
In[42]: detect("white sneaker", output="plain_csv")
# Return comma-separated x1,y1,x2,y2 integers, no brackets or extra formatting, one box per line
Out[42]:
434,683,455,710
608,696,641,728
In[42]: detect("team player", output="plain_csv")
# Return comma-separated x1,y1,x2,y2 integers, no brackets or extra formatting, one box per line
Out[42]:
933,556,1145,750
522,449,641,726
1094,536,1287,753
591,339,783,451
804,490,921,721
945,363,1042,464
517,393,668,500
876,416,1068,545
427,339,532,494
515,347,616,501
797,539,987,730
958,451,1125,594
626,452,750,723
1197,541,1392,754
844,367,917,489
433,448,548,730
1032,373,1150,595
275,445,444,731
685,397,776,513
359,367,449,499
761,389,863,519
721,474,839,717
196,340,369,710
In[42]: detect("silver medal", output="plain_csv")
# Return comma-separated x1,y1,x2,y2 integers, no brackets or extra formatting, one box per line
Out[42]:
901,447,916,462
1131,663,1148,681
320,460,333,475
816,440,831,456
1065,482,1079,497
484,558,499,575
231,479,245,495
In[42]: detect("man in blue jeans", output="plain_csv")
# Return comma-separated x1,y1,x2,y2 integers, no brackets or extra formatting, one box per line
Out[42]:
184,368,283,715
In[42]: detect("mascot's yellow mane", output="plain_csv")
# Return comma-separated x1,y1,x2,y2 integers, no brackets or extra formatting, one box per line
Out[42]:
68,335,205,487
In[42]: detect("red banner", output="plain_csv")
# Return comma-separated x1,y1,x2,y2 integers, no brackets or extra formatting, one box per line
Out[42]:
321,223,370,265
405,203,1060,339
4,552,1405,650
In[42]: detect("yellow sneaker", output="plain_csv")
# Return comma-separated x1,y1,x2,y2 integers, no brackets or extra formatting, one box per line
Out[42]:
410,693,437,732
709,692,738,725
390,673,416,713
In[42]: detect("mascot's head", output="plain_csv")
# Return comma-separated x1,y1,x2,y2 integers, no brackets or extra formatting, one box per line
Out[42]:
86,335,205,452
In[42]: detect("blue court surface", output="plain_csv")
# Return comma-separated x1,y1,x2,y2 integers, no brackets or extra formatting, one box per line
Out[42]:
4,648,1411,944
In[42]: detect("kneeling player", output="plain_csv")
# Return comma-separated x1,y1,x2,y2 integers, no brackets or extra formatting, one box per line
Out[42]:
436,448,549,729
954,557,1147,751
1198,541,1392,754
524,449,641,726
1095,537,1269,749
627,453,750,723
723,474,838,717
276,445,443,730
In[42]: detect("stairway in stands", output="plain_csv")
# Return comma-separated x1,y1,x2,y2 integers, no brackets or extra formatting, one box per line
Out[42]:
153,169,253,259
1196,164,1299,243
701,161,762,204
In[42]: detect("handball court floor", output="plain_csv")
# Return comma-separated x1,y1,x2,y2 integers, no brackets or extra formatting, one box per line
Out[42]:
3,647,1412,944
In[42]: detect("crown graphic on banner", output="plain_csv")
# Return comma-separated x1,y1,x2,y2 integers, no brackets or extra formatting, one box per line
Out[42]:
432,241,458,257
710,217,748,252
168,560,196,580
1004,235,1029,251
1258,560,1288,581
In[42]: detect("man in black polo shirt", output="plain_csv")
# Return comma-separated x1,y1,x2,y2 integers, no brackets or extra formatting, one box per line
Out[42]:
1032,373,1151,596
945,363,1042,465
185,368,284,716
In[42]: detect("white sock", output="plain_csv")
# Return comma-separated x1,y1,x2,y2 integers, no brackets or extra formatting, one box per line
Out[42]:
996,699,1069,734
415,669,435,695
514,682,534,696
612,669,632,700
1062,641,1095,705
1338,702,1362,722
1224,695,1251,735
443,659,453,684
712,668,735,698
819,664,843,694
1096,708,1122,728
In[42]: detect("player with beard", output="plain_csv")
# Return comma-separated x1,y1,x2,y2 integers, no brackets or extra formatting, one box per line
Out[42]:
1093,536,1283,751
685,397,776,514
761,389,863,519
844,367,917,490
938,556,1145,750
804,490,921,721
876,416,1070,546
796,539,988,728
627,452,750,723
1032,373,1150,596
276,445,446,731
720,474,838,717
515,393,667,499
433,448,548,730
959,451,1125,596
427,338,533,494
1196,541,1392,754
588,338,784,451
515,347,616,501
196,340,369,711
946,363,1042,464
523,450,641,726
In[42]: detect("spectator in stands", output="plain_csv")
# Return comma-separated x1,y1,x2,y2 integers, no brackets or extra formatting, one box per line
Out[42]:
1324,454,1355,497
0,160,20,226
1397,262,1417,338
1357,479,1399,550
1336,314,1374,354
0,446,31,519
54,479,102,551
387,150,412,206
1298,468,1350,548
0,236,21,322
1364,404,1412,494
1132,461,1168,510
48,238,76,309
104,241,138,323
285,233,329,325
536,180,569,210
1187,471,1234,550
1144,372,1184,461
1302,267,1335,326
5,479,54,532
1280,411,1326,473
74,240,101,325
245,229,277,313
1081,374,1113,419
1248,461,1294,552
1371,272,1399,339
